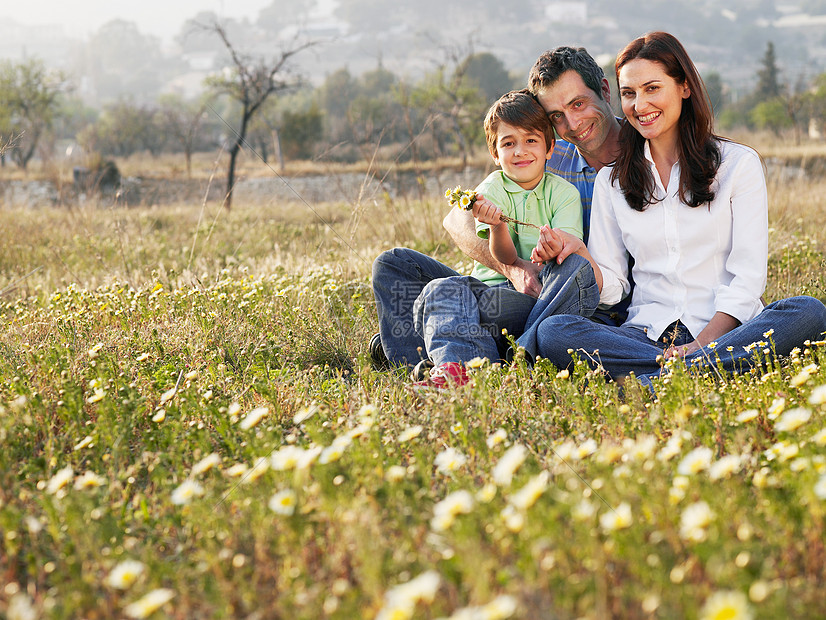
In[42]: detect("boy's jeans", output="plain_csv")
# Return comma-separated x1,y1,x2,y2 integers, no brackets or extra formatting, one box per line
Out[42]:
412,254,599,367
372,247,536,367
372,248,461,366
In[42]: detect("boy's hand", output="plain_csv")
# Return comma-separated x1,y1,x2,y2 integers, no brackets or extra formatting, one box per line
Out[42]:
531,225,564,263
471,194,503,227
532,227,587,264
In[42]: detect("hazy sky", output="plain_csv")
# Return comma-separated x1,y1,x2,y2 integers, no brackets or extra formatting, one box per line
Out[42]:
1,0,275,42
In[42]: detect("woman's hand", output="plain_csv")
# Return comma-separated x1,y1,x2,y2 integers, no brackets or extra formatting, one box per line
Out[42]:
664,312,740,359
664,341,702,359
471,194,503,227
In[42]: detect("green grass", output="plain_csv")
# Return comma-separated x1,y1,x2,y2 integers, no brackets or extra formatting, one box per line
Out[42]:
0,174,825,619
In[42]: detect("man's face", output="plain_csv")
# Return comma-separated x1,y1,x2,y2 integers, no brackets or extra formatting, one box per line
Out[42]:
534,70,614,158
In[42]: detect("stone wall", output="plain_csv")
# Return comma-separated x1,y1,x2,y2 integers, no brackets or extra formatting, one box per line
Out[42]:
0,180,61,208
2,156,820,209
0,167,492,208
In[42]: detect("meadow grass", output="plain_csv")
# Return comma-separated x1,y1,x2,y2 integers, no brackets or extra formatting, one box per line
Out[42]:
0,159,825,619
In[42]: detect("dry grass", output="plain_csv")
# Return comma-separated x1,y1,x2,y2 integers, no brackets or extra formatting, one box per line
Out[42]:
0,132,826,620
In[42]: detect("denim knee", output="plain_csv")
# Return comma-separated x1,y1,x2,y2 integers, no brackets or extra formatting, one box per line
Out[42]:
797,296,826,337
419,275,462,300
535,315,579,366
372,247,407,278
414,277,462,331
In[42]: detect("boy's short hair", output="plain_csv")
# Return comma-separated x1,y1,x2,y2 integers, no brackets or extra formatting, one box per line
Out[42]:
527,46,605,100
484,89,554,157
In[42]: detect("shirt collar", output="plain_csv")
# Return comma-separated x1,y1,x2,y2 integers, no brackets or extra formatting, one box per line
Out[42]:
570,145,591,174
642,140,681,195
499,170,546,194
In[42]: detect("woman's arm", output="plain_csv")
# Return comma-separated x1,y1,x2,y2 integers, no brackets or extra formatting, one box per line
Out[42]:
714,145,768,322
667,146,768,358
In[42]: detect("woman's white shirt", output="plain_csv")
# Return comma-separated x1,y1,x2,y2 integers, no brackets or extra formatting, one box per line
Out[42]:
589,139,768,342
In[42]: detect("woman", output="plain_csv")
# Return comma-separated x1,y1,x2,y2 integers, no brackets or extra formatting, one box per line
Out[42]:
531,31,826,389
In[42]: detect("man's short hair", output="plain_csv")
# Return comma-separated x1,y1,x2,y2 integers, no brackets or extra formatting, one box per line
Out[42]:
528,47,605,99
484,89,555,157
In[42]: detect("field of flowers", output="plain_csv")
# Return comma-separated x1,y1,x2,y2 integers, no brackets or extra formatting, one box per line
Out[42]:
1,168,826,619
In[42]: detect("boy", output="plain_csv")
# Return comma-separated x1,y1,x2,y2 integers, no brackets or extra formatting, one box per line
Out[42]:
470,89,582,284
411,89,583,388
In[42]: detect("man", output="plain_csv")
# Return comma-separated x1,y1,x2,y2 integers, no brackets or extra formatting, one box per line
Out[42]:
371,46,624,376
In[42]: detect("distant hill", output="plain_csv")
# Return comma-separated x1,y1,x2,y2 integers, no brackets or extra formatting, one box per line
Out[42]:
1,0,824,104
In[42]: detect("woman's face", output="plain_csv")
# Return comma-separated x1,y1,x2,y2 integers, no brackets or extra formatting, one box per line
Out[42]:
618,58,690,150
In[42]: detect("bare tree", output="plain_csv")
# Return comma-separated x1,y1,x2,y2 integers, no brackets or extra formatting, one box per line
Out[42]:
205,22,315,209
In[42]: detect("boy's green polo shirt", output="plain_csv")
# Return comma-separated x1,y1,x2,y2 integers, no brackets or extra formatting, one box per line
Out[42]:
471,170,583,285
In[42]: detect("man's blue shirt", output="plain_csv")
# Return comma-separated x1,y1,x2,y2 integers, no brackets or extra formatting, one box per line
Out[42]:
546,135,631,325
546,139,597,245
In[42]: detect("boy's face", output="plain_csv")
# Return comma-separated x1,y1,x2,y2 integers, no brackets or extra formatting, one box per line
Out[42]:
491,122,553,191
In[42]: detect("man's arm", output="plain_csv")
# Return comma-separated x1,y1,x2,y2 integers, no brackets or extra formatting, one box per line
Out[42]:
443,206,542,297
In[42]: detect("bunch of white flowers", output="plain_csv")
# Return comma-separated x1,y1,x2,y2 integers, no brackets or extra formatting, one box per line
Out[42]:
445,186,478,210
445,185,538,229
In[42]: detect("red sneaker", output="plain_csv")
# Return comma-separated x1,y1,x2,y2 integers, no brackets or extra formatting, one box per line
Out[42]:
412,362,469,390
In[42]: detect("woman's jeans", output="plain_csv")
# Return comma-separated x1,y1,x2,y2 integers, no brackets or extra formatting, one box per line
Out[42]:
535,296,826,389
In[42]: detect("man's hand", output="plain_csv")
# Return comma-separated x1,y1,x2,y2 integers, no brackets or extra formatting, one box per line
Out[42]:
443,206,541,296
502,258,542,297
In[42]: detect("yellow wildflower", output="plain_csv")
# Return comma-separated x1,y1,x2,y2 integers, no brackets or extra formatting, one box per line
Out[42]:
269,489,297,515
105,559,145,590
170,479,204,505
239,406,268,430
123,588,175,619
774,407,812,432
599,502,633,532
398,425,423,442
46,466,73,495
699,590,753,620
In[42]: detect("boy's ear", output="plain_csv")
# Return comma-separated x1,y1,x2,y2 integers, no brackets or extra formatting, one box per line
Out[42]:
490,147,500,165
545,136,555,159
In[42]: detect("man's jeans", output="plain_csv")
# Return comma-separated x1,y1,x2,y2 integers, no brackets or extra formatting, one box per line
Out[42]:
535,295,826,389
412,254,600,367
